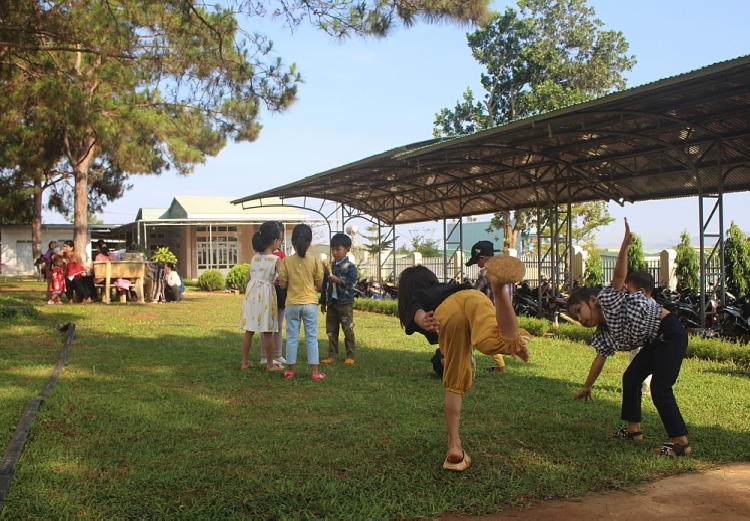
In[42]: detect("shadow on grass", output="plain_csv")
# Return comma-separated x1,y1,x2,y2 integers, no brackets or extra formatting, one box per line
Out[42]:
2,300,750,517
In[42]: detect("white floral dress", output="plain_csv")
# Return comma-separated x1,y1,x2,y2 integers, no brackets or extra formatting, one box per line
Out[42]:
239,254,278,332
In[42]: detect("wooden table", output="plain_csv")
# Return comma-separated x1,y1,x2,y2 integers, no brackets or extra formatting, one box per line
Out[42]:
92,261,148,303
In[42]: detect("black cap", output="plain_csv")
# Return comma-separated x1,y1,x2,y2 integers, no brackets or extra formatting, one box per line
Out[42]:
466,241,495,266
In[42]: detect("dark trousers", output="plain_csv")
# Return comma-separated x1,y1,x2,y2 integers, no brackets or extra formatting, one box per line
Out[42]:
165,284,181,303
621,313,688,438
325,301,356,359
66,276,91,301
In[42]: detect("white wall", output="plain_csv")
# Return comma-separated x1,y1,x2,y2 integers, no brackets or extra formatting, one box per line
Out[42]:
0,227,91,276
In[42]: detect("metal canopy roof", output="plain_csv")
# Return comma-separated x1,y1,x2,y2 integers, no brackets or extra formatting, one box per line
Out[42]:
234,55,750,226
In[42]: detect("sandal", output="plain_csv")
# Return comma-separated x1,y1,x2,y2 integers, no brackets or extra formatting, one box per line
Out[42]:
266,364,285,372
608,427,644,440
283,370,296,380
443,450,471,472
311,373,327,381
656,442,691,456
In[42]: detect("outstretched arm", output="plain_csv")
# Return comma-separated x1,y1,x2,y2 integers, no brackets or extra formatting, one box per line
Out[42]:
574,354,607,401
612,218,632,291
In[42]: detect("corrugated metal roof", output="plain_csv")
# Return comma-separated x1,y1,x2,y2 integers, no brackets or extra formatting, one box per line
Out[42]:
234,54,750,225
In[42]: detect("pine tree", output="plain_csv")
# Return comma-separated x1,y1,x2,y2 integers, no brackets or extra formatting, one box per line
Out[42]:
627,234,647,275
674,230,699,292
724,222,750,297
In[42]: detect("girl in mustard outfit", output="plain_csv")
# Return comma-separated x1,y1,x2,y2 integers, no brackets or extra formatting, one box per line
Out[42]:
398,256,530,471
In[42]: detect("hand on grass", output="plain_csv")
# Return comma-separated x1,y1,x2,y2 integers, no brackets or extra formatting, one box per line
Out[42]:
574,386,594,402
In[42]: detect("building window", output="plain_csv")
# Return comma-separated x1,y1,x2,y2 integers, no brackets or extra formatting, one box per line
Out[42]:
196,233,237,270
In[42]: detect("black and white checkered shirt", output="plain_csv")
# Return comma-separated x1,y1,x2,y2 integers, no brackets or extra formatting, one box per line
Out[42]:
591,285,663,357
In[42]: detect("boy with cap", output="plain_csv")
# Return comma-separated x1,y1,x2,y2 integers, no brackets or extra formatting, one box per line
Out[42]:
466,241,516,373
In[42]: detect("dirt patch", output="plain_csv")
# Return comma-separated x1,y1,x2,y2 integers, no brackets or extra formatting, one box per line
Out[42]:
444,464,750,519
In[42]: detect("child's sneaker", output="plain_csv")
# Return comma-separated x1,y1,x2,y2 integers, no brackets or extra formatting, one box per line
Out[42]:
320,358,336,364
260,358,267,365
344,358,355,365
275,356,287,364
47,300,55,305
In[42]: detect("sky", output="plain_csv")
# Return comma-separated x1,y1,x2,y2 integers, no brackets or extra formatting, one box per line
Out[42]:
45,0,750,250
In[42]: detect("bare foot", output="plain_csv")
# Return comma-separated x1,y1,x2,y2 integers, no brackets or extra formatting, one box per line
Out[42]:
446,448,464,463
241,362,254,371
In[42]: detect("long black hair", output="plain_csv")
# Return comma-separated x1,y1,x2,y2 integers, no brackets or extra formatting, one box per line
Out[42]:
252,221,280,253
397,266,439,328
566,287,600,311
291,223,313,258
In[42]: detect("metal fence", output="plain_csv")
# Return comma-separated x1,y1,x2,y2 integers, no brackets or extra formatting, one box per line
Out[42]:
356,255,481,283
600,257,661,285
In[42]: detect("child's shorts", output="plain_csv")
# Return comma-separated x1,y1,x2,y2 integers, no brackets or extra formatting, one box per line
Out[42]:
434,289,528,395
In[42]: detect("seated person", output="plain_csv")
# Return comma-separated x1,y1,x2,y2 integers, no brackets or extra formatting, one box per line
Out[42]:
164,263,182,303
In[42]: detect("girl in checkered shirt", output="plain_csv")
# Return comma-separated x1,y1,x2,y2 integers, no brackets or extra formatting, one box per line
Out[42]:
566,218,691,457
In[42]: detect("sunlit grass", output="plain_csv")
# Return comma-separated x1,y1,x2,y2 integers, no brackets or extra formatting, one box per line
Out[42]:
1,285,749,517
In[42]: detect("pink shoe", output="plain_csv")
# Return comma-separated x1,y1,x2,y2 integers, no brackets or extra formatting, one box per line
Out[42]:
283,370,296,380
311,373,327,381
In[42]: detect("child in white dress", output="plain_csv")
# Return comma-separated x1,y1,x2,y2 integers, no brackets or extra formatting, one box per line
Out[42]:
240,221,284,372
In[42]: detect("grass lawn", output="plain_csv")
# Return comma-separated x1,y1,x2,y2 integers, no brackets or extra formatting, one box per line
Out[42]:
1,284,750,518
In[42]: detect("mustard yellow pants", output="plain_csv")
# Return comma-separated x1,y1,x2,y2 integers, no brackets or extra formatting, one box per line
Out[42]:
434,289,527,395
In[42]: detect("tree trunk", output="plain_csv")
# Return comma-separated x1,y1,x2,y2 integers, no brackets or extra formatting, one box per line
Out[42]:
502,210,513,252
31,176,43,259
72,133,96,261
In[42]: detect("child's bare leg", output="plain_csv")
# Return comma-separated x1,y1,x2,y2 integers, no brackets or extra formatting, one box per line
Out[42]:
445,391,464,462
263,333,283,371
241,331,254,370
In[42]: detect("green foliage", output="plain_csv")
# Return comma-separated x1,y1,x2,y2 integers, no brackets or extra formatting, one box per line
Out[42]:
434,0,635,136
360,224,396,255
582,250,603,287
675,230,699,292
517,316,550,336
226,264,250,293
0,305,37,319
354,297,398,316
686,336,750,367
197,269,225,292
150,247,177,266
408,228,440,257
626,234,647,275
436,0,630,251
724,222,750,297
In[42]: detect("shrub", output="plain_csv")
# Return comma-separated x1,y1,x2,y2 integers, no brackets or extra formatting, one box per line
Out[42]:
197,269,225,292
0,305,37,319
226,264,250,293
354,298,398,316
583,250,603,287
518,316,550,336
687,335,750,366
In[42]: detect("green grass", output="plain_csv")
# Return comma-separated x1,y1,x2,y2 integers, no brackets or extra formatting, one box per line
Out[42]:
1,284,750,517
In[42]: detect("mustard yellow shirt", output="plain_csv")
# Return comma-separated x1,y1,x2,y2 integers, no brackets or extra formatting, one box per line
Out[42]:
278,254,323,305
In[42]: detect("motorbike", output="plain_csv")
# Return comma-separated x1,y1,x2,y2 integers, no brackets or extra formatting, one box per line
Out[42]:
382,277,398,300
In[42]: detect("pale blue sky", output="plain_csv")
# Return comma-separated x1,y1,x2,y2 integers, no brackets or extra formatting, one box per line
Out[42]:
51,0,750,249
